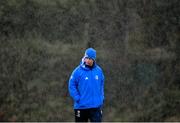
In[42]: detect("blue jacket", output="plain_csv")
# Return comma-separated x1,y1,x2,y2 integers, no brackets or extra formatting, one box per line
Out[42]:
68,61,104,109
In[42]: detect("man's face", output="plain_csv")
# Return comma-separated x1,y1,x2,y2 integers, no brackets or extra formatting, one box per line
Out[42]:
84,57,94,66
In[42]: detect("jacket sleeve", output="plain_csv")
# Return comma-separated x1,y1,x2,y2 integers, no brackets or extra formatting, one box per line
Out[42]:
101,70,105,101
68,68,80,102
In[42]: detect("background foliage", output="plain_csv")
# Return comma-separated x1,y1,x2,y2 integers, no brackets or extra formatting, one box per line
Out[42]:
0,0,179,121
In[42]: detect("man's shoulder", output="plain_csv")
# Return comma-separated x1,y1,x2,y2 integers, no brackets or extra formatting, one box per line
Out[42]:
72,65,84,74
72,65,85,79
95,64,103,72
73,65,81,72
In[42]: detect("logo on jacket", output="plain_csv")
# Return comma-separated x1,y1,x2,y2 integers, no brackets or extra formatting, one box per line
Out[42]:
76,110,80,117
95,75,98,80
85,77,88,80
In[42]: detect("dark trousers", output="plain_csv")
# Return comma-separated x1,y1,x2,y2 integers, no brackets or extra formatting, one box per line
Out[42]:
74,108,102,122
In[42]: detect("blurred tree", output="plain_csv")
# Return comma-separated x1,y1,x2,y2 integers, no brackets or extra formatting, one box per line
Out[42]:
0,0,179,121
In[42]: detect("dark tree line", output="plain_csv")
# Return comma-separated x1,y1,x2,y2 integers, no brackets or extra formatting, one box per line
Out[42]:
0,0,179,121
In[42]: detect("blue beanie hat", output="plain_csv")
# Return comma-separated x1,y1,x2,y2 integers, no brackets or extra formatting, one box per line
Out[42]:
85,48,96,60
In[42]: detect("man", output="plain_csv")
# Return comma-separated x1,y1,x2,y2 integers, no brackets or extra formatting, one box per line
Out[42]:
68,48,105,122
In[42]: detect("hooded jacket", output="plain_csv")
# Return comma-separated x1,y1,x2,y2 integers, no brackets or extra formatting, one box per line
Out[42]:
68,55,104,109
